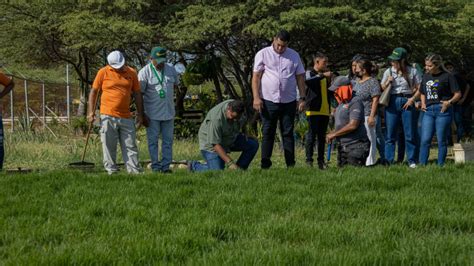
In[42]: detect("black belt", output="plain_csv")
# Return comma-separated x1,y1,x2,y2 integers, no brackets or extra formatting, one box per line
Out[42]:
392,93,412,97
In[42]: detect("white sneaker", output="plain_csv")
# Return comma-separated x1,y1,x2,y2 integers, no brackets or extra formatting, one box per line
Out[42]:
409,163,417,169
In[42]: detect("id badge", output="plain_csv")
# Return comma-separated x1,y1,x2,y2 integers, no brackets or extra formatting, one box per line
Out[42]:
155,85,165,98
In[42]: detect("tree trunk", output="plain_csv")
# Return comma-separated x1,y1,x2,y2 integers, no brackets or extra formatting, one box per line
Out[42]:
216,65,239,99
175,53,188,116
212,73,223,103
218,41,252,103
77,52,91,116
175,85,187,115
77,79,87,116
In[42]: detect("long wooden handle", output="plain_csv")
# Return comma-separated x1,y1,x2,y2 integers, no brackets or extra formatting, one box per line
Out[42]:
81,90,101,162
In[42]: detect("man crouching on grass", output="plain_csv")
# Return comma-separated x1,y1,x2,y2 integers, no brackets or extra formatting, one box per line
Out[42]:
326,76,369,167
188,100,259,171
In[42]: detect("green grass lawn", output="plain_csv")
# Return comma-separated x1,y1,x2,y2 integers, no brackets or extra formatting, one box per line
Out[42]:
1,131,473,264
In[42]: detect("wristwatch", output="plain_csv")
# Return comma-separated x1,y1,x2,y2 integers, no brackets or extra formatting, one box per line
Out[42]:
299,97,306,101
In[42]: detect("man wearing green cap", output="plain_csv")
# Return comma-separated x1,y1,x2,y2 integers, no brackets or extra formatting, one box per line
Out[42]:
138,47,180,173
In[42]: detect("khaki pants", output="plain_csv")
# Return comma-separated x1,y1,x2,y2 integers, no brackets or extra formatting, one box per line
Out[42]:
100,115,142,174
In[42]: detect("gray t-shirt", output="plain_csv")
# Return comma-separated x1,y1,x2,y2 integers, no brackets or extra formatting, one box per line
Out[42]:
334,99,367,145
138,63,179,121
381,66,421,95
352,77,381,116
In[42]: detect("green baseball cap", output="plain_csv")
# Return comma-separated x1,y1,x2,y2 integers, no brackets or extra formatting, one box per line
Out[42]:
150,46,167,63
388,47,407,61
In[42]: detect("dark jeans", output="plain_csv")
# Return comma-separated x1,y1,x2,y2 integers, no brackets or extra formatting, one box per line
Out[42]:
0,116,3,170
305,115,329,164
375,109,386,161
462,104,472,136
447,104,464,143
397,128,406,162
337,140,370,167
261,100,297,169
191,134,259,171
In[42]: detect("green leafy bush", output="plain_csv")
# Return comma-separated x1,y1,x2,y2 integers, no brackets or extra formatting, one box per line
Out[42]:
174,117,200,140
182,72,205,87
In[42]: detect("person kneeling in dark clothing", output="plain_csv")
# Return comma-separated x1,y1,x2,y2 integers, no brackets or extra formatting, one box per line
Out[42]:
326,76,370,167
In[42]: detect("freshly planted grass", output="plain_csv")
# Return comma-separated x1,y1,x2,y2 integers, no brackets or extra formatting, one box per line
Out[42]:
1,131,473,263
1,165,473,264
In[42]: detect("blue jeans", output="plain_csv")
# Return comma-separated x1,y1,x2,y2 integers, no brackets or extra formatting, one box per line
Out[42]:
146,119,174,171
384,95,417,164
414,109,422,162
419,104,453,166
192,134,259,171
0,116,4,170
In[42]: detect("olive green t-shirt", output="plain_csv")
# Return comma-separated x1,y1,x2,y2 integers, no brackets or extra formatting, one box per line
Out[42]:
198,100,241,152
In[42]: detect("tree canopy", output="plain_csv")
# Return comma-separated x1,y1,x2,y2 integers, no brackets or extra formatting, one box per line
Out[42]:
1,0,473,111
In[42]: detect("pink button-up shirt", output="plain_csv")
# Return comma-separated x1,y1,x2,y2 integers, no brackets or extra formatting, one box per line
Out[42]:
253,46,305,103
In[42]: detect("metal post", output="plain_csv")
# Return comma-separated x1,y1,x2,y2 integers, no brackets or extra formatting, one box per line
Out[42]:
10,88,14,132
24,79,29,129
42,82,46,129
66,64,70,123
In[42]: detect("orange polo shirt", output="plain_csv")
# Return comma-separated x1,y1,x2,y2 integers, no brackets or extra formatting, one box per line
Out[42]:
0,72,12,87
92,65,140,118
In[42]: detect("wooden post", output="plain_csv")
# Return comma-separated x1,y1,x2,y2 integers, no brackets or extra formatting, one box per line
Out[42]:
66,64,70,124
24,79,29,129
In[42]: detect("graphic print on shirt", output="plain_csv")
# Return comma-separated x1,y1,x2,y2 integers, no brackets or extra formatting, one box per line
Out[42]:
425,79,440,100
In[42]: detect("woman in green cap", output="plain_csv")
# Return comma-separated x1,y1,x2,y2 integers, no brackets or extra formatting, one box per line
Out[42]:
381,47,422,168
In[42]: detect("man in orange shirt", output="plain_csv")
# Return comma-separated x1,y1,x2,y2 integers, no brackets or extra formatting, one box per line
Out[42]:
0,71,14,170
88,51,145,174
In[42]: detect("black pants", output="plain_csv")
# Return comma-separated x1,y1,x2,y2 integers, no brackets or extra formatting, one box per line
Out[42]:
260,100,297,169
305,115,329,164
337,140,370,167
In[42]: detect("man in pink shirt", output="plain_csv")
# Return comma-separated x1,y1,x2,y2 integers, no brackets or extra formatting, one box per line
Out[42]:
252,30,306,169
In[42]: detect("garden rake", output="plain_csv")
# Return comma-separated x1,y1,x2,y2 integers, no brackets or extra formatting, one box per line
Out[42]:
69,90,101,170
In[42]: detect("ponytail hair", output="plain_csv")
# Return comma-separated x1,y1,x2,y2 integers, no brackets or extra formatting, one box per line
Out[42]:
425,53,448,72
